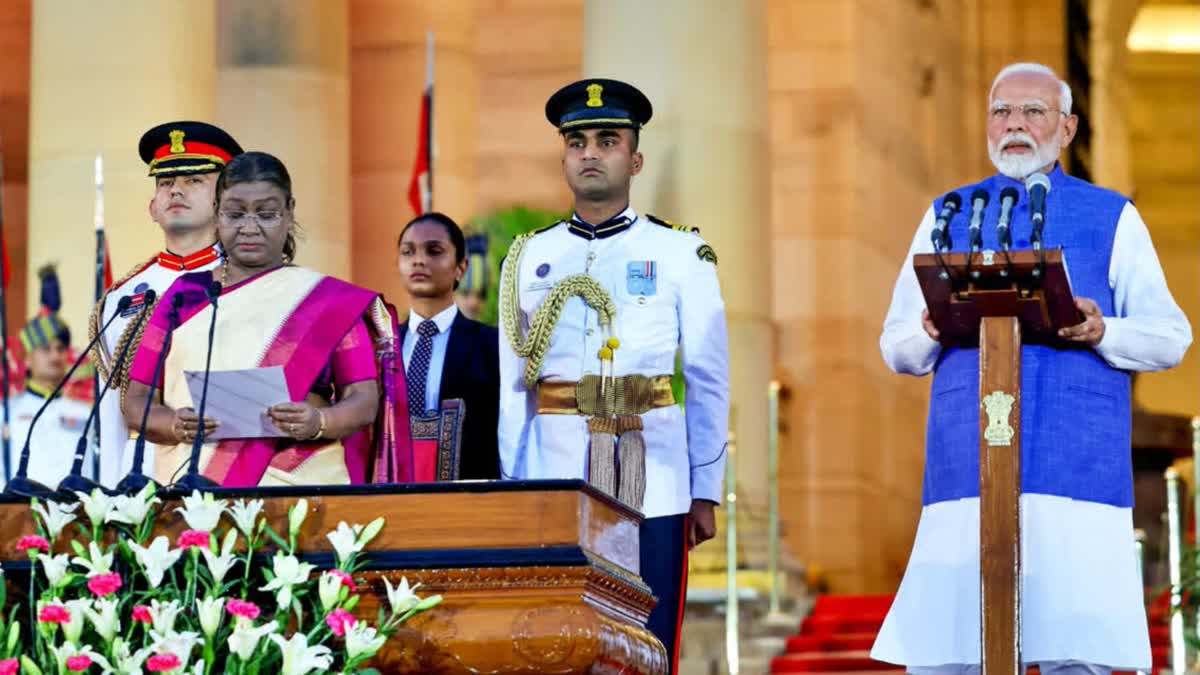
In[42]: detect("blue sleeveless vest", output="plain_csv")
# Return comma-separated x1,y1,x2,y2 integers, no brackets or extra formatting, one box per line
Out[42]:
923,164,1134,507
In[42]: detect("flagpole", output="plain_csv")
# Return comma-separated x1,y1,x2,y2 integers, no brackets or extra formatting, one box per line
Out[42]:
425,30,434,213
92,154,105,481
0,142,11,483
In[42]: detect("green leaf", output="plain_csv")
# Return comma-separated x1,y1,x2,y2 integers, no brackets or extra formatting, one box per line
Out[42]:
20,655,43,675
356,669,382,675
343,595,360,612
69,540,86,558
6,621,19,657
357,517,385,547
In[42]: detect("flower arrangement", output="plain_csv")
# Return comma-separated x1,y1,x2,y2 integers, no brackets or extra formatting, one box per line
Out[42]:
3,487,441,674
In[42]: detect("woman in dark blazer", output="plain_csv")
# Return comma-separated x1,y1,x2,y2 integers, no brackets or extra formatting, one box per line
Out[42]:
397,212,500,479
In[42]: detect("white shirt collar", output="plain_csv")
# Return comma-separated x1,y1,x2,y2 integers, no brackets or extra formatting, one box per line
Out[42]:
407,303,458,335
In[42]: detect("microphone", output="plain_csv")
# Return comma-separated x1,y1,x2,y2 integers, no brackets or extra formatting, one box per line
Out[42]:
996,187,1019,251
967,188,989,254
930,192,962,251
117,292,185,494
172,281,222,492
4,295,133,497
1026,172,1051,250
58,290,158,497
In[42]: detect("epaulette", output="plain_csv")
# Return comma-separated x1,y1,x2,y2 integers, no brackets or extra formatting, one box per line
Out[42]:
646,214,699,235
501,221,565,268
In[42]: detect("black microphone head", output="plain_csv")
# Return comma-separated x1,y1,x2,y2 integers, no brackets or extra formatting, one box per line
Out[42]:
941,192,963,211
115,295,134,312
1025,172,1051,195
970,188,990,207
206,281,222,302
999,186,1019,204
142,289,158,305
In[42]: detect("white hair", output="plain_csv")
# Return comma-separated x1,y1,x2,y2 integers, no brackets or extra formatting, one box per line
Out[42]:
989,62,1072,114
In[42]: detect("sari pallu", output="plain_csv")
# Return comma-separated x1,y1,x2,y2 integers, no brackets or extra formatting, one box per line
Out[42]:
128,266,425,487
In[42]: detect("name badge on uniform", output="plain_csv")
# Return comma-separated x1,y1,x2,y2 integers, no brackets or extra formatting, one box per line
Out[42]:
627,261,657,297
121,282,152,318
59,415,86,433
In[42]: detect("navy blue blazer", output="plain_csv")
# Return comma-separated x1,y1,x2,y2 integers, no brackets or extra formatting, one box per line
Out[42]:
399,311,500,480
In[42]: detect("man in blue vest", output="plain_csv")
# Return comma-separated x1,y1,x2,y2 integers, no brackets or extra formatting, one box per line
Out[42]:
874,62,1191,674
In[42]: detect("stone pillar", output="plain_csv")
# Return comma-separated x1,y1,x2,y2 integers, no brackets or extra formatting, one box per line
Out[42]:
27,0,216,332
583,0,773,517
0,1,31,328
349,0,478,306
216,0,351,278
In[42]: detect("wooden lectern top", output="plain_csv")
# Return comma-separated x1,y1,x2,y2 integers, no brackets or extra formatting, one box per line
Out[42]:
914,248,1083,347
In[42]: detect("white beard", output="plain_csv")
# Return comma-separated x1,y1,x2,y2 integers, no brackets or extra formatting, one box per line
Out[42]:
988,130,1061,179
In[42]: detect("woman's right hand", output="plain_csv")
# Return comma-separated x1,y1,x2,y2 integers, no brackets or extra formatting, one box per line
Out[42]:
172,407,220,444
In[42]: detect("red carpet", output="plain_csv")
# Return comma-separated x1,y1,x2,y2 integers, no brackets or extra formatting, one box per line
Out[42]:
771,593,1171,674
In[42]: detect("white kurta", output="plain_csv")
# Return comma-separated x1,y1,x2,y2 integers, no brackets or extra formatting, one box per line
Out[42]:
5,389,94,490
873,201,1191,668
498,210,730,519
96,257,220,488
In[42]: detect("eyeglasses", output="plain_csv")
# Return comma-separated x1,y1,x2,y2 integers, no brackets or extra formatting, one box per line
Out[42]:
988,104,1067,124
219,210,285,229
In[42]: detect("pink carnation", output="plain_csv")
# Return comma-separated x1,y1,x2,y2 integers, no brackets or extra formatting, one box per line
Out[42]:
132,605,153,624
226,599,261,621
66,655,92,671
329,569,358,592
38,604,71,625
176,529,211,550
0,658,19,675
146,653,181,672
16,535,50,555
87,572,123,597
325,608,356,636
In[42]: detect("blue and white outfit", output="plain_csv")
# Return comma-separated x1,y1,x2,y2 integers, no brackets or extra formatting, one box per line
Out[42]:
873,164,1191,670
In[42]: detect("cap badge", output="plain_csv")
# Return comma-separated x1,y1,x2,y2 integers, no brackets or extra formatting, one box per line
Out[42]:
168,129,186,154
586,83,604,108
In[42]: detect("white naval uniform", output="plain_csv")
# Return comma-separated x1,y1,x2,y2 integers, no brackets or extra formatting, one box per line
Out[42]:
95,250,221,488
873,202,1191,669
498,208,730,519
4,388,94,490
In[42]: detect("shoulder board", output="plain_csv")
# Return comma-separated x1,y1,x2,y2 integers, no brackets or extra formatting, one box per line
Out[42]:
646,214,699,235
532,220,565,236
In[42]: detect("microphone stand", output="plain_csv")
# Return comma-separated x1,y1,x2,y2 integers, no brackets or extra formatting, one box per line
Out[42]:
5,296,133,497
57,291,156,498
171,282,222,493
117,293,183,494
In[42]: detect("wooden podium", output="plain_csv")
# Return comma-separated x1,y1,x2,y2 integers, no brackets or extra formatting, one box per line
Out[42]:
0,481,667,674
914,249,1081,675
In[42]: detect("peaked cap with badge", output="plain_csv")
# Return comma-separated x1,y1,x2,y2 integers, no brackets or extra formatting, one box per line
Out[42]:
545,78,653,132
138,121,244,177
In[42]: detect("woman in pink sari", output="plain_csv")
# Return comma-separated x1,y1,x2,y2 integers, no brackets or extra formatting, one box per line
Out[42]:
123,151,419,487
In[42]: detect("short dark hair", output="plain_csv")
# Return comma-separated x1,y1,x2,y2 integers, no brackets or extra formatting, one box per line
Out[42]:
215,151,298,261
397,211,466,264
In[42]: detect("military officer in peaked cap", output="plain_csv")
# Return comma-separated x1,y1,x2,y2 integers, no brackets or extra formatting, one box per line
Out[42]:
498,78,730,672
90,121,243,489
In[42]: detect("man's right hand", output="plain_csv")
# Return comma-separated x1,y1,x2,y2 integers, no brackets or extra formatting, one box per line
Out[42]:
921,309,940,341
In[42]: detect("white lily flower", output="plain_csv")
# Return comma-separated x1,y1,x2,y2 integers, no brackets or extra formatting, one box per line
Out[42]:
344,621,387,661
288,498,309,538
196,596,225,639
175,490,227,532
383,576,421,615
83,597,120,643
199,530,238,584
150,629,202,669
148,599,183,636
111,637,153,675
62,598,90,644
40,553,71,587
74,488,115,528
270,632,333,675
229,498,265,537
106,484,161,526
70,541,114,578
31,499,78,542
318,571,343,612
227,621,277,661
50,642,112,674
260,554,314,609
326,521,365,564
128,536,184,587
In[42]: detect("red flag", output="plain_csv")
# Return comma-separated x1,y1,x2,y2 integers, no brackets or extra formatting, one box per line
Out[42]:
407,33,433,216
0,232,9,289
103,237,113,290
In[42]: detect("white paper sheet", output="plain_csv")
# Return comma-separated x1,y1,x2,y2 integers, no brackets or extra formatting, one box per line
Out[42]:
184,366,291,440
